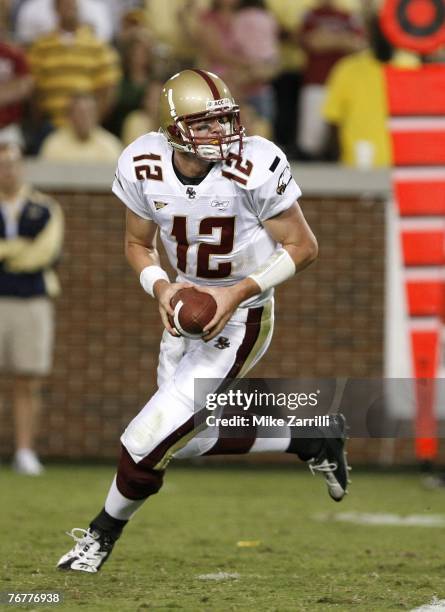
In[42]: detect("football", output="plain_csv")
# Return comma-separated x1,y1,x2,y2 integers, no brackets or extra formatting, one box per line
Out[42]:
169,287,217,338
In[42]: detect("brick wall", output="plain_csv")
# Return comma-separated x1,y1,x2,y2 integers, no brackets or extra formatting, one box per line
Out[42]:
0,191,416,464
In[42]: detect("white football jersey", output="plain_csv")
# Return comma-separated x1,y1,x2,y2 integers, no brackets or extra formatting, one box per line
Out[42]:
112,132,302,307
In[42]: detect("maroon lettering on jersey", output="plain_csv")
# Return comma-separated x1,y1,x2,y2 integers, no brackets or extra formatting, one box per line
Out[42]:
171,216,189,273
133,154,163,181
171,216,235,278
197,217,235,278
221,153,253,185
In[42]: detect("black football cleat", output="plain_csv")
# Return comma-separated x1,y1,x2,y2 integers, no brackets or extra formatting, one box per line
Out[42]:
57,528,116,573
308,413,351,502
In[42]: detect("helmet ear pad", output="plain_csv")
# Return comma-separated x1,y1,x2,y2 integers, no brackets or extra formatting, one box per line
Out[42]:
167,124,182,139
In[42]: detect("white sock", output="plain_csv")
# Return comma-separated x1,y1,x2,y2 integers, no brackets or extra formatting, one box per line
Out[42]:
249,425,291,453
104,476,146,521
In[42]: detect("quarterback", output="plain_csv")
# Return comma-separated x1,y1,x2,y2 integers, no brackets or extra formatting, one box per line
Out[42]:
57,69,349,573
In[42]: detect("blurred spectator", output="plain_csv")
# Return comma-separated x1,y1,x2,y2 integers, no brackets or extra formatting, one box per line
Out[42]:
265,0,307,157
103,0,143,40
232,0,279,122
193,0,251,91
27,0,121,132
40,92,122,162
0,142,64,475
297,0,364,160
117,6,150,47
144,0,209,72
191,0,278,121
240,102,272,139
234,0,278,66
105,29,153,139
322,15,420,168
15,0,114,45
0,0,13,38
121,79,162,146
0,37,34,147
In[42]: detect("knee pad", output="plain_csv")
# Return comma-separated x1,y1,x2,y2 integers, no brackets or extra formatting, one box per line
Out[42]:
121,387,193,462
121,414,163,460
116,446,164,500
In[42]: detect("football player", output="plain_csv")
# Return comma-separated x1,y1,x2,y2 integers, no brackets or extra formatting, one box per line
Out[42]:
57,69,349,573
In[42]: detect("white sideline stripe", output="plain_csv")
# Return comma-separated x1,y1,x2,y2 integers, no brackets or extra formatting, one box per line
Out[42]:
315,512,445,527
411,597,445,611
399,218,445,230
404,267,445,281
393,167,445,180
197,572,240,581
389,117,445,131
408,317,441,331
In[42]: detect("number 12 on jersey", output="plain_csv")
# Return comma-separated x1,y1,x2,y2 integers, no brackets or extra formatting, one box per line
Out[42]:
171,216,235,278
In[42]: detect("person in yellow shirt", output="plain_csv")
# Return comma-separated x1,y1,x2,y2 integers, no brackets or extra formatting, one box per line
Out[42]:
28,0,121,128
322,14,419,167
40,93,122,163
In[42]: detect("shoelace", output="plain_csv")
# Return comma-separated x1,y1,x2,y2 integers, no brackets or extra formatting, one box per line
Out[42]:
66,528,98,545
309,460,338,475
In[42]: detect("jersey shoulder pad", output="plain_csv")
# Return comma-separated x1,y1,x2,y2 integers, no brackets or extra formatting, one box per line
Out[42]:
233,136,287,190
116,132,169,182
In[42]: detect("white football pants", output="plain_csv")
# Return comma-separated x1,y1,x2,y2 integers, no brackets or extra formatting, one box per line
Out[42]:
120,300,274,469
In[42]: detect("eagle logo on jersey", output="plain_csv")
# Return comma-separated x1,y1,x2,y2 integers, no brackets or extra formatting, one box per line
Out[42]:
214,336,230,350
154,201,168,211
276,166,292,195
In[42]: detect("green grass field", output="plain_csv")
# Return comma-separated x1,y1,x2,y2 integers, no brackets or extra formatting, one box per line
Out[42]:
2,463,445,612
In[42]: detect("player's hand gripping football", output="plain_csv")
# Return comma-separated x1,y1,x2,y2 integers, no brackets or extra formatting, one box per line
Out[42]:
154,280,194,336
195,285,248,341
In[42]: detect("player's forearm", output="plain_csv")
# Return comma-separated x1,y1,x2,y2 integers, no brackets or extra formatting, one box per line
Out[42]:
240,239,318,299
284,239,318,273
125,240,161,276
231,277,262,303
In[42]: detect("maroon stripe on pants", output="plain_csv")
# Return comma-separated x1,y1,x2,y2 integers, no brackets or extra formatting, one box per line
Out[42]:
140,307,264,467
190,69,221,100
227,307,263,378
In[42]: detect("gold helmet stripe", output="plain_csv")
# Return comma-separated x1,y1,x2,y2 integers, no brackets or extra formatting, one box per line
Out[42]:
190,68,221,100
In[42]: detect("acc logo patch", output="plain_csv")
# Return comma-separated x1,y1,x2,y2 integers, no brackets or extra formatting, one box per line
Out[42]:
206,98,233,111
380,0,445,54
276,166,292,195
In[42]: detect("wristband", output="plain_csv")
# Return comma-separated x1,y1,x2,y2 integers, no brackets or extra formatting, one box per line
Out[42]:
140,265,169,298
248,248,296,293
